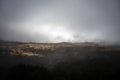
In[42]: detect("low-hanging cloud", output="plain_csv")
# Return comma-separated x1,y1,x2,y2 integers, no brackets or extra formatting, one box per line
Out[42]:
0,0,120,43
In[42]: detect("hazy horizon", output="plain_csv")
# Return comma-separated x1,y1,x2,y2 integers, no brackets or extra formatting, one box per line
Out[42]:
0,0,120,43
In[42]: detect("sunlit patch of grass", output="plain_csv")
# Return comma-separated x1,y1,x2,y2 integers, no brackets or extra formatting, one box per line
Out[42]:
21,52,44,57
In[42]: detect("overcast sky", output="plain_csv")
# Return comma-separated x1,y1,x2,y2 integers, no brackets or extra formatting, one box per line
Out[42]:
0,0,120,43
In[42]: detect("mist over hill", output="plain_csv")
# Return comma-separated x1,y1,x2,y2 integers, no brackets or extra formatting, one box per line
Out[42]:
0,0,120,80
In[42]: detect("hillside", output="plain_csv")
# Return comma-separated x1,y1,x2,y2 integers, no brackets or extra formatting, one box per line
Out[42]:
0,42,120,80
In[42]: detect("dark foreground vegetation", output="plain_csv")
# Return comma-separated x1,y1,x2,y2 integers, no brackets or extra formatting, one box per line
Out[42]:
1,60,120,80
0,41,120,80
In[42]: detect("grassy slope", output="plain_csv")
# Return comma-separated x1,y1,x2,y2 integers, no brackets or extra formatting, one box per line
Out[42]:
0,42,120,80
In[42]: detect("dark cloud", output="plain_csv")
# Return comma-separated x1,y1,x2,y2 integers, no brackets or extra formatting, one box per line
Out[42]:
0,0,120,43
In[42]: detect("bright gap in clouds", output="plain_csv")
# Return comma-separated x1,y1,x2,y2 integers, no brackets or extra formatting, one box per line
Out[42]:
34,24,75,42
31,23,103,43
